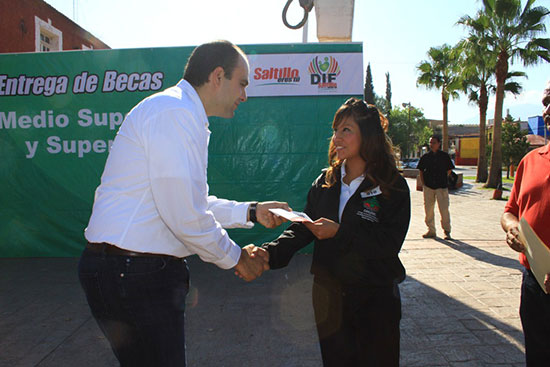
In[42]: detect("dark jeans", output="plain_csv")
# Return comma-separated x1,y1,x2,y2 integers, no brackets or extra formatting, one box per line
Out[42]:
312,279,401,367
78,247,189,367
520,268,550,366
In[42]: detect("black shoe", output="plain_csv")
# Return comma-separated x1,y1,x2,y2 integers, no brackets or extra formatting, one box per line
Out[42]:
422,232,436,238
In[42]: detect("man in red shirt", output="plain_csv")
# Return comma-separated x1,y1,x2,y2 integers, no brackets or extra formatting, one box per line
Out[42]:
501,80,550,366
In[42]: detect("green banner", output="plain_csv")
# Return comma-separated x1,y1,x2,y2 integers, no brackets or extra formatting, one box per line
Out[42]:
0,43,362,257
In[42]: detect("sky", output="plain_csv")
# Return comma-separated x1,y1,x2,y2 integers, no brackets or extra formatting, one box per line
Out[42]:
44,0,550,125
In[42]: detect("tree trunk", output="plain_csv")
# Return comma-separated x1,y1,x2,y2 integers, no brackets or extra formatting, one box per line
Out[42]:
486,50,509,188
442,93,449,152
476,84,488,183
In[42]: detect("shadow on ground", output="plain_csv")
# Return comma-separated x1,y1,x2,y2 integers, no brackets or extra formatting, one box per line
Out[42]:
0,255,525,366
435,238,520,271
400,275,524,366
448,183,478,197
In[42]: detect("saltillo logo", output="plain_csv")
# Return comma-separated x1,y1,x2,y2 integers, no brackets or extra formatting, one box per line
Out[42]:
253,67,300,85
308,56,341,89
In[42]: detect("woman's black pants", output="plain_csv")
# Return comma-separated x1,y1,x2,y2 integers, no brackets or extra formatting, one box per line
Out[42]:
312,279,401,367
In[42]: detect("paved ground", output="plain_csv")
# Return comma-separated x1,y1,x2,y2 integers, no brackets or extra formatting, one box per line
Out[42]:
0,170,527,366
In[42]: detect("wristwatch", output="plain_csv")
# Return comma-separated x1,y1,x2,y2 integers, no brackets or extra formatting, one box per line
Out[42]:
248,202,258,223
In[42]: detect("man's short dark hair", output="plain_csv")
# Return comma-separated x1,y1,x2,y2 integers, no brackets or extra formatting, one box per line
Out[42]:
431,135,442,143
183,41,245,87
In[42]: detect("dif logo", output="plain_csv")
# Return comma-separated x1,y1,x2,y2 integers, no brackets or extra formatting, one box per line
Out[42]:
308,56,341,89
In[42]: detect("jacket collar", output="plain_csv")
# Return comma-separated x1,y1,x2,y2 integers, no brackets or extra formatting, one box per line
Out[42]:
326,168,342,222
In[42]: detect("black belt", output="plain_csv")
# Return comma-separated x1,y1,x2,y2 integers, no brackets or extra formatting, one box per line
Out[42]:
86,242,182,260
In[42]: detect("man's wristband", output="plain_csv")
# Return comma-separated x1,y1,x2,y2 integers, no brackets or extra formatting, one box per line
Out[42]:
248,202,258,223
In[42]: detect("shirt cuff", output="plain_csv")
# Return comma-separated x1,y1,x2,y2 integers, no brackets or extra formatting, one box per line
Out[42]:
213,241,242,269
234,201,255,228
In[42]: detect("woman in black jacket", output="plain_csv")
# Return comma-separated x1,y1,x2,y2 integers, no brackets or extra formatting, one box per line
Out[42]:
261,98,411,366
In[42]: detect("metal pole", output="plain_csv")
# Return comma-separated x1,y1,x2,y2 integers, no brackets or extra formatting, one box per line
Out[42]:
302,18,308,43
402,102,411,158
408,104,411,157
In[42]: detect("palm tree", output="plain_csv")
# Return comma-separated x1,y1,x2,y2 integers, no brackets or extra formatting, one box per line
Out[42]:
455,27,525,183
455,31,494,183
417,44,461,152
461,0,550,188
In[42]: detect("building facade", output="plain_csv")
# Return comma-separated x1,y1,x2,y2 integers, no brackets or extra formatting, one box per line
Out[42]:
0,0,109,53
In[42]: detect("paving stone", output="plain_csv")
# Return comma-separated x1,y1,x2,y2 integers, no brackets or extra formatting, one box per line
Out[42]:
460,317,497,331
426,332,481,345
449,362,486,367
471,329,523,347
413,317,470,335
439,346,480,363
400,349,448,366
469,345,524,364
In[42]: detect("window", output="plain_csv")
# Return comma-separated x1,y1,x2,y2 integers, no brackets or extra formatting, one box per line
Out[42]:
40,33,52,51
35,16,62,52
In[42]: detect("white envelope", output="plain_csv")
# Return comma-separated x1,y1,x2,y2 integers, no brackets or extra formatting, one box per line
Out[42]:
269,208,312,223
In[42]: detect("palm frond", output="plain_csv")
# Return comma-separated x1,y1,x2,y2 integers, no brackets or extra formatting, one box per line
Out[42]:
504,81,523,95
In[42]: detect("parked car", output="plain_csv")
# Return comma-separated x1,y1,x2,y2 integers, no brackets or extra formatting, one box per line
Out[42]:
403,158,419,169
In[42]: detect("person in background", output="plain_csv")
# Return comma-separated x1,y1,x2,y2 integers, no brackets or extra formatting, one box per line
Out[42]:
501,80,550,366
417,135,454,239
256,98,411,366
78,40,287,367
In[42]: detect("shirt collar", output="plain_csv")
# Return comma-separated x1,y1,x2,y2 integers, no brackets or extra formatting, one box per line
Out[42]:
539,142,550,158
177,79,209,128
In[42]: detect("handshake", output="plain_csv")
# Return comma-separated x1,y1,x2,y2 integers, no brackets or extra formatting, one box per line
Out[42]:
234,244,270,282
231,200,288,282
230,200,341,282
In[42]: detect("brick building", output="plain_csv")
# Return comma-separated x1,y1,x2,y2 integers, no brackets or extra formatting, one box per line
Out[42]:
0,0,109,53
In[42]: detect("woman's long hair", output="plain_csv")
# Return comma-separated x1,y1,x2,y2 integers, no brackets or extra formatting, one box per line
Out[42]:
324,98,400,195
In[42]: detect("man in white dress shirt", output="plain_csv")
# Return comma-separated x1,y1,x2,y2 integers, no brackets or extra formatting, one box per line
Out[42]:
78,40,289,367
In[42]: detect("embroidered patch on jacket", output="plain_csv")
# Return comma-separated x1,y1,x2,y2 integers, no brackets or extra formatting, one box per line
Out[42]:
356,196,380,222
